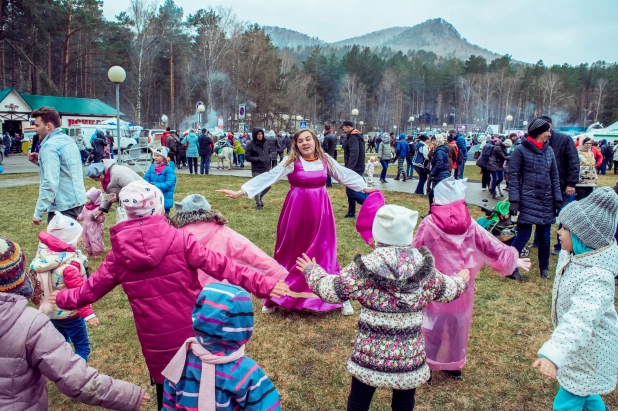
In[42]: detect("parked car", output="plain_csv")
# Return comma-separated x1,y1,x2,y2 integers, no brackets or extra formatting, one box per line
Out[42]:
68,125,137,152
139,129,165,148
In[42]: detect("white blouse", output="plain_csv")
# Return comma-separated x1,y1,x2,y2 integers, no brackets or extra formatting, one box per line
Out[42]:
241,155,367,199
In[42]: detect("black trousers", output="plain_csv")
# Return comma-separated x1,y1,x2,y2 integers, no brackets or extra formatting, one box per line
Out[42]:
187,157,198,174
347,377,416,411
480,166,491,189
46,205,84,223
252,171,271,206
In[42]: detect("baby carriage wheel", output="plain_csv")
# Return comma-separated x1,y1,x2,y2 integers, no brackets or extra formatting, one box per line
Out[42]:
520,246,530,258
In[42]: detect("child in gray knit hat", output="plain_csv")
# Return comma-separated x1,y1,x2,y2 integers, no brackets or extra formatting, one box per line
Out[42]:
533,186,618,411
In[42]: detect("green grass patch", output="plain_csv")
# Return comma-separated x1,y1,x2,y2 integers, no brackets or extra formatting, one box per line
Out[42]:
0,174,616,410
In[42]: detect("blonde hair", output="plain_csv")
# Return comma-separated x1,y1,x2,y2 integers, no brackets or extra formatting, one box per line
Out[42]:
285,129,333,173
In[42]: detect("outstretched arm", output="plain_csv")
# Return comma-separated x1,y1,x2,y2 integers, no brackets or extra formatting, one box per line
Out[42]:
298,253,365,303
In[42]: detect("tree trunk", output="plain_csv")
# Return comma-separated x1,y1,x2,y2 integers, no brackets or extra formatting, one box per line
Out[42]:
62,0,74,96
47,37,52,86
169,41,174,126
1,39,5,89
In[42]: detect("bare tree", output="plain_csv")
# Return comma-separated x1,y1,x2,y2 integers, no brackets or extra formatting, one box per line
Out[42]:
540,72,565,116
458,75,475,122
594,78,608,122
339,73,366,118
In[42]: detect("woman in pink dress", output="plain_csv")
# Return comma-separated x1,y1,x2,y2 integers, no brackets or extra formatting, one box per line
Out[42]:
218,129,371,315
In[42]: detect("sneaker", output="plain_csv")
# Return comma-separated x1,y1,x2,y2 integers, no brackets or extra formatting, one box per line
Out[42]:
551,248,560,256
444,370,463,380
344,213,355,219
341,300,354,316
261,305,276,314
540,269,550,279
481,188,488,191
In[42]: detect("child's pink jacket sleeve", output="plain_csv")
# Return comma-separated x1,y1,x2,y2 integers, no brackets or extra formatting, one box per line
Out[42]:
185,232,277,299
56,253,120,311
62,263,95,319
471,222,519,276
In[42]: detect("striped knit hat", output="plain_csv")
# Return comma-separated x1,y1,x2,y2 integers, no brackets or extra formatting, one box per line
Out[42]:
0,237,32,298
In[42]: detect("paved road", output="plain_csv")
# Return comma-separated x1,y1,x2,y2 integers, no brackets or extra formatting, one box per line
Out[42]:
0,155,501,208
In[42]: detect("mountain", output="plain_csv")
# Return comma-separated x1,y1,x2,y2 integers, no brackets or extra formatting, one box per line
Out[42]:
263,26,324,48
265,18,501,62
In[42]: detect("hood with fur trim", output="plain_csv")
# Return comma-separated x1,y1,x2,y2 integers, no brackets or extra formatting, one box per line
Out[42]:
171,209,228,228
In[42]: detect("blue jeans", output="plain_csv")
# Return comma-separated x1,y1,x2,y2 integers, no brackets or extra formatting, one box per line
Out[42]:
51,317,91,361
456,161,465,179
346,170,368,215
233,152,238,166
379,159,389,181
512,223,551,270
553,386,605,411
599,158,607,174
414,167,428,194
238,154,245,167
490,171,504,194
200,155,211,174
406,158,414,178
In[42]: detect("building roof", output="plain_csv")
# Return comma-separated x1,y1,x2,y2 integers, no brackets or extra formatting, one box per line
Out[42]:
0,88,122,116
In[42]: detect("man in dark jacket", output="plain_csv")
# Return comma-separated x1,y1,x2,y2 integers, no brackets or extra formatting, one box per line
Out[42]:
599,139,611,174
450,129,467,179
198,129,213,175
340,120,367,218
538,116,579,253
245,128,272,210
92,130,107,163
266,131,279,169
322,125,337,187
276,130,286,162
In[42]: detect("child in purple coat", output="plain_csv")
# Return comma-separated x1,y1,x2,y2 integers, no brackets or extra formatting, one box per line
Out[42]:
77,187,105,257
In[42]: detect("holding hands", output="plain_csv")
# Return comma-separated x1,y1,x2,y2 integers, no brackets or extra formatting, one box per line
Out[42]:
216,189,244,199
457,269,470,283
269,281,290,298
296,253,317,272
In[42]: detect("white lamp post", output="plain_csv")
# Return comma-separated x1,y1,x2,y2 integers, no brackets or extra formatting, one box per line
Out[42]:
523,120,528,129
359,120,364,132
108,66,126,163
161,114,168,126
408,116,415,135
442,122,447,128
505,114,513,133
352,108,359,128
196,104,205,129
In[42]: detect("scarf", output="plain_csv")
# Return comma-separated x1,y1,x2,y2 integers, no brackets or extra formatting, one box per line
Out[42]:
154,162,167,175
85,202,99,211
162,338,245,411
101,169,112,192
526,136,545,150
571,233,593,255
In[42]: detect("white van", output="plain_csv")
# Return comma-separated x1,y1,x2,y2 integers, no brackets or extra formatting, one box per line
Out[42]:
68,125,137,151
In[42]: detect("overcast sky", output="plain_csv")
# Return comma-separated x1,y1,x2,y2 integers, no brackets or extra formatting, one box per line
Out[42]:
102,0,617,65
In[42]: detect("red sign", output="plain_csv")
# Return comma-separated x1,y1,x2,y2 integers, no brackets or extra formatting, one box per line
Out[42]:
67,119,103,126
456,124,468,134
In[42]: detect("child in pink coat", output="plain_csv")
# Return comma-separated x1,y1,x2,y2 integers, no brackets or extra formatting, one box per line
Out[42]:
50,181,288,411
77,187,105,257
413,177,531,380
171,194,288,286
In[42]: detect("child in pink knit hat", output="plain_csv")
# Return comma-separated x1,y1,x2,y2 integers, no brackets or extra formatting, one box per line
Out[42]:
77,187,105,257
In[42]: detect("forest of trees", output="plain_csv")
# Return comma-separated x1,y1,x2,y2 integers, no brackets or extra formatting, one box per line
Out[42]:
2,0,617,133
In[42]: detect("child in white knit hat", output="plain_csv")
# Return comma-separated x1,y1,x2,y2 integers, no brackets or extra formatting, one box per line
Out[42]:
296,204,470,410
365,156,376,185
533,186,618,411
29,212,98,361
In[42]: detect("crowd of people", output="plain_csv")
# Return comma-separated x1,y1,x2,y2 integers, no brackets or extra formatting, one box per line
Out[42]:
0,105,617,411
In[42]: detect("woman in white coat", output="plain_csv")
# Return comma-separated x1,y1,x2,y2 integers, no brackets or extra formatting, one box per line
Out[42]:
533,186,618,411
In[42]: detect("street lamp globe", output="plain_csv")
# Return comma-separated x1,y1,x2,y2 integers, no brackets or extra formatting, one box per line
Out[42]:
359,121,364,126
442,122,447,127
282,114,289,121
161,115,168,123
408,116,414,122
523,120,528,127
351,109,359,117
393,125,397,130
107,66,126,83
296,115,303,121
197,104,205,113
506,115,513,122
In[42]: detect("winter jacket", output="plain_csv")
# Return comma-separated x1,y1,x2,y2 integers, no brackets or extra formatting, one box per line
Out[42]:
55,215,278,383
266,135,279,160
0,293,145,411
98,159,142,213
34,128,87,220
161,130,171,147
600,139,612,159
174,135,187,158
322,132,337,157
343,130,366,174
30,232,94,321
144,162,176,210
173,210,288,286
487,141,508,172
614,145,618,161
548,129,580,191
161,283,281,411
377,140,393,161
182,132,199,158
92,131,107,163
395,137,409,158
507,138,562,225
413,142,430,169
406,139,415,159
165,134,178,155
447,142,458,170
455,133,468,160
538,243,618,396
245,136,272,174
74,134,87,152
302,246,467,390
198,134,213,157
430,145,450,181
577,149,597,186
77,196,106,256
475,141,494,168
233,140,245,155
276,135,286,154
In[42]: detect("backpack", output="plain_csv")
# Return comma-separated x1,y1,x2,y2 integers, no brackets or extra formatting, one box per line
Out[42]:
603,144,613,158
456,145,465,165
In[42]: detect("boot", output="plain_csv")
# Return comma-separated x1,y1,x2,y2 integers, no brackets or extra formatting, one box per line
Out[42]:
344,198,356,218
507,269,528,282
394,171,401,181
540,269,550,279
444,370,463,380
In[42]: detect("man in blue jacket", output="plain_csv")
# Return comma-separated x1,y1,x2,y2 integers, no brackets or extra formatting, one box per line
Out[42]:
449,129,468,179
30,107,86,225
394,133,409,181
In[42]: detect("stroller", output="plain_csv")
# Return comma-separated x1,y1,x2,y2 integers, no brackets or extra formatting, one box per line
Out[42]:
477,197,530,258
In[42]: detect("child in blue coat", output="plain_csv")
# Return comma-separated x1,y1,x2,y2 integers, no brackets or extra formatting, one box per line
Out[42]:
144,146,176,215
161,283,281,410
